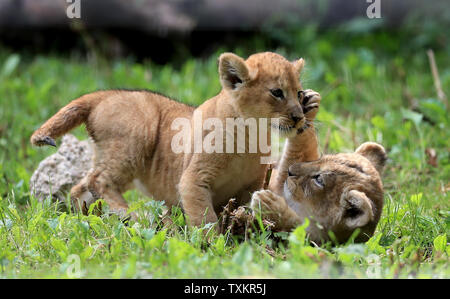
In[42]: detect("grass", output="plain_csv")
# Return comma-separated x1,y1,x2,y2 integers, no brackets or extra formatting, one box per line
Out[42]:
0,26,449,278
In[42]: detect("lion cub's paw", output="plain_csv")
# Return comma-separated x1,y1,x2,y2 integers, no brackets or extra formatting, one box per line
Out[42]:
251,190,288,221
301,89,321,121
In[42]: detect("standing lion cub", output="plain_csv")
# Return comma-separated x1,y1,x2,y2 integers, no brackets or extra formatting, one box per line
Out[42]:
31,52,321,227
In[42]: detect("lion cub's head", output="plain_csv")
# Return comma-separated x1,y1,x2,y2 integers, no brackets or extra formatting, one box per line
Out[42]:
285,142,387,244
218,52,306,137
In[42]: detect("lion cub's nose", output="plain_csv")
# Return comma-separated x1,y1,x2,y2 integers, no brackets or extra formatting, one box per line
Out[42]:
288,163,305,177
287,167,295,177
290,113,304,124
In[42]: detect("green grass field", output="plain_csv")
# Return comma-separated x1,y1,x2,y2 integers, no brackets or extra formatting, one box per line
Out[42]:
0,26,448,278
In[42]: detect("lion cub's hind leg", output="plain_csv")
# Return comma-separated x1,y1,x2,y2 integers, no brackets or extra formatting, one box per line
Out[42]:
70,175,95,214
71,142,137,221
87,169,133,219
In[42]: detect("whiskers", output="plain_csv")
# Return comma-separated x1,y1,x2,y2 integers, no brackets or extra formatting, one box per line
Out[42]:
309,118,323,129
297,119,322,136
303,183,313,199
271,117,323,138
271,119,296,136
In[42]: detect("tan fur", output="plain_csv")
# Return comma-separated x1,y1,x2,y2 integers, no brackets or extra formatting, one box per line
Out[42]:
252,125,386,244
31,52,320,227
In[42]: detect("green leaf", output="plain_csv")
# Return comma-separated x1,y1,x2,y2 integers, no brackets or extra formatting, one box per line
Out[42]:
213,235,226,256
80,246,94,260
232,244,253,265
418,98,448,125
366,233,385,255
141,228,155,240
401,108,423,127
410,193,422,205
433,234,447,253
50,238,68,259
371,115,386,131
288,218,310,246
1,54,20,77
149,229,166,250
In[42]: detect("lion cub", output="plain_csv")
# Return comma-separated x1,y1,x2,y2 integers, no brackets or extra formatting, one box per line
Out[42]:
31,52,320,227
251,141,386,244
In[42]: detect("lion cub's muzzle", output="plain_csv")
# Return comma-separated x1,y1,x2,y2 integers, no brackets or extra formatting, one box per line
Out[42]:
288,106,305,129
290,113,304,126
286,162,312,197
288,161,319,178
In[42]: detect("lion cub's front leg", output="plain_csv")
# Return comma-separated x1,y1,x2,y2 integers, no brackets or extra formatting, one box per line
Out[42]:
251,190,302,231
179,166,218,228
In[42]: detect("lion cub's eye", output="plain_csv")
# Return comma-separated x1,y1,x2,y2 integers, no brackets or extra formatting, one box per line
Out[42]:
270,89,284,99
312,174,324,188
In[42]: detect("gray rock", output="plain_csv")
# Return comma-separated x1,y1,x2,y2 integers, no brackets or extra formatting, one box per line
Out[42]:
30,134,94,203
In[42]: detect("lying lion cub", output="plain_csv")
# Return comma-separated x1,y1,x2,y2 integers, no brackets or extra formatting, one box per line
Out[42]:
251,138,386,244
31,52,320,227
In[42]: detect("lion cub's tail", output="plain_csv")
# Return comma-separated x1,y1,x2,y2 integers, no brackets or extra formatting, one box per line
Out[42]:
30,92,103,147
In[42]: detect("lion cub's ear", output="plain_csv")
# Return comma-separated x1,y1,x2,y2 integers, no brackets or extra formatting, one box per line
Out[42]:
341,190,374,229
355,142,387,174
218,53,251,90
292,58,305,76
